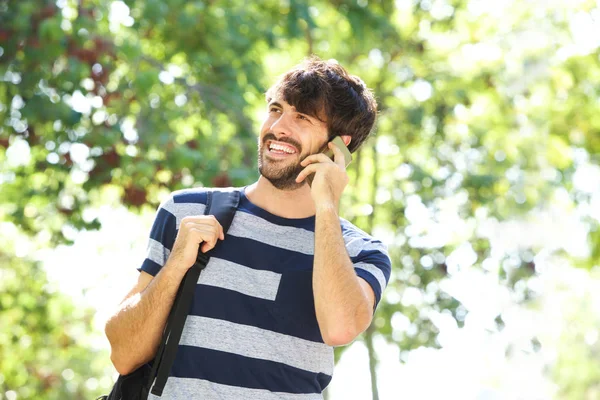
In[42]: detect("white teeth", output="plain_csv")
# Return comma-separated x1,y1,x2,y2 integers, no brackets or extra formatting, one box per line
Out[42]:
269,143,295,154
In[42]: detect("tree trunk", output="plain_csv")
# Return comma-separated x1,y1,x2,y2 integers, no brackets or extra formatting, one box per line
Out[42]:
365,324,380,400
366,142,380,400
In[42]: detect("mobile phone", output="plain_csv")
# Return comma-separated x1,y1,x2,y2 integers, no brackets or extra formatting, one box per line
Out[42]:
323,136,353,167
305,136,352,186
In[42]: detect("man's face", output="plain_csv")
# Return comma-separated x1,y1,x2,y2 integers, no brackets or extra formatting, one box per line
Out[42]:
258,96,329,190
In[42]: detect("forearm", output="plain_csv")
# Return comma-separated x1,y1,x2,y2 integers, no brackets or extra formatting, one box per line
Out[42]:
105,262,187,375
313,203,372,346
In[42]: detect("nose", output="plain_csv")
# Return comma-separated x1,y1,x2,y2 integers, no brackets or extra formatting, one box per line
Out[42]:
269,111,294,137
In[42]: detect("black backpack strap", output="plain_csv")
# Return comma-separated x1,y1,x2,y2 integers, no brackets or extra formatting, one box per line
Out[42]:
149,189,241,397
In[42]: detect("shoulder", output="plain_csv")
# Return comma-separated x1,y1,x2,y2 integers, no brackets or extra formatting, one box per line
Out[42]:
162,186,242,208
339,217,379,243
170,187,211,205
339,218,390,258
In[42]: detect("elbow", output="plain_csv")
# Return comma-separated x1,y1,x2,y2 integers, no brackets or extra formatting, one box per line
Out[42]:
322,322,366,346
321,323,367,347
104,318,115,347
105,328,154,376
105,321,135,376
110,351,137,376
109,343,149,376
322,332,356,347
321,313,373,347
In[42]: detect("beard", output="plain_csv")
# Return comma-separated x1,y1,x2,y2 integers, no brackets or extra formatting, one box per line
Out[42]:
258,133,306,190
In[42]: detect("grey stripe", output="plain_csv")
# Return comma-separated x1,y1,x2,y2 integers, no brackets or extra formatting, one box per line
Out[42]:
199,257,281,301
228,211,315,255
148,377,324,400
345,236,389,258
162,187,239,228
180,316,334,376
146,238,170,267
355,262,387,292
162,199,207,227
161,190,315,254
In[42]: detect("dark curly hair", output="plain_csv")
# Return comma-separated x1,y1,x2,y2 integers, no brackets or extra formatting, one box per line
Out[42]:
265,56,377,153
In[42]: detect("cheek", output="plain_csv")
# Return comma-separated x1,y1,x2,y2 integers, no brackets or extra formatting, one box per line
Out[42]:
310,135,329,154
258,123,271,145
260,114,275,130
259,120,269,135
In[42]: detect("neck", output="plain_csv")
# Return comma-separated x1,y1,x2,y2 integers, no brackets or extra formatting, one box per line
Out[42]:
245,176,316,219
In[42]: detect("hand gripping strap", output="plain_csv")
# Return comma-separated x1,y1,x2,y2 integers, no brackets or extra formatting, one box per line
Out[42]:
149,189,240,397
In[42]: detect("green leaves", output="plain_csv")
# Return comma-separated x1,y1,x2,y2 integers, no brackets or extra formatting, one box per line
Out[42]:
0,248,112,398
39,17,63,43
2,0,600,396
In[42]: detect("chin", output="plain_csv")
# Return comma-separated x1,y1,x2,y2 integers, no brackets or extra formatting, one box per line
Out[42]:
257,149,306,190
258,167,305,191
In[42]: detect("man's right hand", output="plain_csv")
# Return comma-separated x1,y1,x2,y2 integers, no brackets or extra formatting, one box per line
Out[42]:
167,215,225,272
106,214,225,375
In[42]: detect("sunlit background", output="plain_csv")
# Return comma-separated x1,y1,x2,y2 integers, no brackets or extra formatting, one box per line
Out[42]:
1,0,600,399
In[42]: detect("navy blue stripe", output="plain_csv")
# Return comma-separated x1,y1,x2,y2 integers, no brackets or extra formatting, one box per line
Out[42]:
351,249,391,309
149,208,177,252
139,259,162,276
190,277,323,343
209,235,314,274
350,248,389,263
173,190,209,204
351,250,391,278
356,269,383,309
140,233,315,276
171,345,331,394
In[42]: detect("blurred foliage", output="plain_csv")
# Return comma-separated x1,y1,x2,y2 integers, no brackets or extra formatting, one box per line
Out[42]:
0,241,113,398
1,0,599,398
553,291,600,400
542,267,600,400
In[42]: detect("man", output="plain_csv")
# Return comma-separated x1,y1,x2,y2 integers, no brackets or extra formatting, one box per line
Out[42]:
105,56,391,399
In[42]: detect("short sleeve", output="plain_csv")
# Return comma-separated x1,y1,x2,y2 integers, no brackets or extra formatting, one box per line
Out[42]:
138,195,178,276
345,236,392,311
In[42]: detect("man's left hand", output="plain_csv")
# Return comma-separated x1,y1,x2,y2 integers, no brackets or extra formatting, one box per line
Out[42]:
296,142,349,209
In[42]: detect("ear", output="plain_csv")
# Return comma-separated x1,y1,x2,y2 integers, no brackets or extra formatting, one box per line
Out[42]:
340,135,352,147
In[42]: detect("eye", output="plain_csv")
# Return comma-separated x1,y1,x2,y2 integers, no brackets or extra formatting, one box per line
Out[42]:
297,114,311,122
269,107,281,113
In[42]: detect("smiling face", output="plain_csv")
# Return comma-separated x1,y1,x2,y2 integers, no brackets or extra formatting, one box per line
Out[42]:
257,96,330,190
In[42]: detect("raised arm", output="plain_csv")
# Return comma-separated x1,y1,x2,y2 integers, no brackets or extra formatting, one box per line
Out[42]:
296,142,376,346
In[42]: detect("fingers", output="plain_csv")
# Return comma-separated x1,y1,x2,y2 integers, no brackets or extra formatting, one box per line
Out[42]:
188,226,220,252
300,153,333,167
182,215,224,239
180,215,225,252
297,154,331,183
297,145,348,183
301,144,346,169
296,164,319,183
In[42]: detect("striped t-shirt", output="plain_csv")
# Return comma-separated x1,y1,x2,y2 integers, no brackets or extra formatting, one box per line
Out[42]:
141,187,391,399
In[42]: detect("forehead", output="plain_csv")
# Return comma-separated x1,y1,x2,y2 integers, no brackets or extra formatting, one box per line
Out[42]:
267,97,294,109
266,90,327,122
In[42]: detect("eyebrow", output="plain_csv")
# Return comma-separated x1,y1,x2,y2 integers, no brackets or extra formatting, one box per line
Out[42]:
268,101,322,122
268,101,284,109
